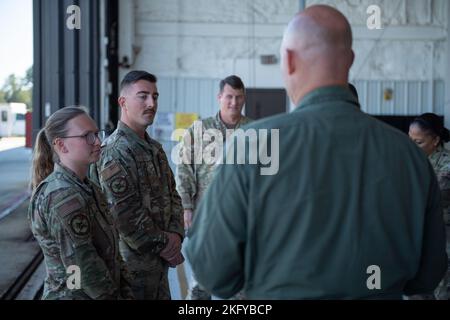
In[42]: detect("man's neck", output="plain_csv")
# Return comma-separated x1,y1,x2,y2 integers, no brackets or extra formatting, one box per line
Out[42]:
293,79,348,107
219,112,241,128
121,119,147,140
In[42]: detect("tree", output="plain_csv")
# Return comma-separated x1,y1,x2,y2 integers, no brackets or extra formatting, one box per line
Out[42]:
22,66,33,88
0,66,33,108
2,74,22,102
2,74,21,102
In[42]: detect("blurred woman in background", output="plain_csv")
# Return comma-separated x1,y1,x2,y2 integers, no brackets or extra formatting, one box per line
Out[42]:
409,112,450,300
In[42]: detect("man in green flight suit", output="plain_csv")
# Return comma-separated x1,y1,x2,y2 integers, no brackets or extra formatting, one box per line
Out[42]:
186,5,448,299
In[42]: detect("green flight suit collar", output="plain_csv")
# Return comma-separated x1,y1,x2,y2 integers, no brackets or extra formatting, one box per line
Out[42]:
294,85,360,112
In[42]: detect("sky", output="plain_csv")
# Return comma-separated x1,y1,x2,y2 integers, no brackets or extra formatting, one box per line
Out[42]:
0,0,33,86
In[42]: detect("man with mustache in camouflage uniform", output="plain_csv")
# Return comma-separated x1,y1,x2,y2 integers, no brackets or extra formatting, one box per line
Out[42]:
92,70,184,300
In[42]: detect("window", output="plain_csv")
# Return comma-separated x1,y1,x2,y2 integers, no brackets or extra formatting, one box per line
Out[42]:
1,111,8,122
15,113,25,121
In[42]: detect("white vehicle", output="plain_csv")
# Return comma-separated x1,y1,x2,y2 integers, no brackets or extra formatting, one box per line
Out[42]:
0,103,26,137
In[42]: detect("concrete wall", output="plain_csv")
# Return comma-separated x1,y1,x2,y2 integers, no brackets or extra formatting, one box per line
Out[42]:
119,0,449,118
309,0,447,82
121,0,297,89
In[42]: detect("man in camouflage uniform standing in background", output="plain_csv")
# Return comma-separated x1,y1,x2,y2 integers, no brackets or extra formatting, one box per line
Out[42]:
92,70,184,299
176,75,252,300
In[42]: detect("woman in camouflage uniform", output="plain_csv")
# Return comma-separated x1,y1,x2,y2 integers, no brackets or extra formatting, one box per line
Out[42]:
29,106,133,299
409,113,450,300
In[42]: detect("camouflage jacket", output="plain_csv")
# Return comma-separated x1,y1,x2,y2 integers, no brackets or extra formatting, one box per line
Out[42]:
176,112,252,210
91,121,184,273
429,145,450,223
28,163,133,300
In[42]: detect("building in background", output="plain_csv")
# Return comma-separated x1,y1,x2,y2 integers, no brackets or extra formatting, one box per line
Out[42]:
0,103,26,137
33,0,450,140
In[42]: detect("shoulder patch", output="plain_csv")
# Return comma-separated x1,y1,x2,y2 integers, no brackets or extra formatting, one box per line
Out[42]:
52,194,91,242
54,195,83,218
100,160,123,181
69,213,90,237
109,176,129,196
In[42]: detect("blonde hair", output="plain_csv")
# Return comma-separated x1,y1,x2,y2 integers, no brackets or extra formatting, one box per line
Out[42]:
30,106,89,190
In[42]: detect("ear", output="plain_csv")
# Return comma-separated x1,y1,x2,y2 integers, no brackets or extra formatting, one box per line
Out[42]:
118,96,126,109
286,49,297,75
349,50,355,68
433,136,441,147
54,138,68,154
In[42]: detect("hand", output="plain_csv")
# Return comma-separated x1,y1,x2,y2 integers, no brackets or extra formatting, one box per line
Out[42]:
184,209,193,230
166,252,185,268
160,232,182,261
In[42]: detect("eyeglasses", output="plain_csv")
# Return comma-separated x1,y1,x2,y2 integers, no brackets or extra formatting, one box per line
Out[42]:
59,130,106,145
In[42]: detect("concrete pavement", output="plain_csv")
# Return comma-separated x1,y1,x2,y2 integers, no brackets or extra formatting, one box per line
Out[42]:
0,137,190,299
0,138,32,219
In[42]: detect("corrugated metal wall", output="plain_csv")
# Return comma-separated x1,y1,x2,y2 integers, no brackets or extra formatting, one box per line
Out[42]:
157,77,221,119
353,80,445,116
156,77,445,118
156,78,447,165
32,0,102,142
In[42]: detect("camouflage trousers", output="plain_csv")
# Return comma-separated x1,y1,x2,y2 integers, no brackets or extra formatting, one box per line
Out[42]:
129,269,171,300
434,225,450,300
120,242,171,300
186,274,211,300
